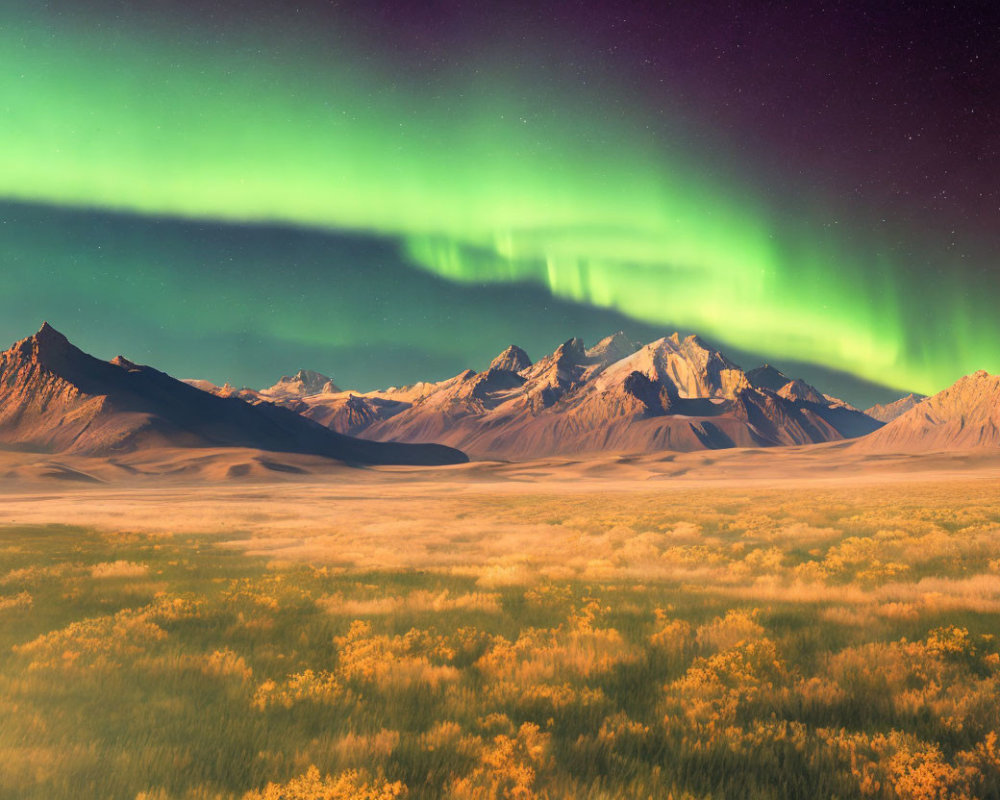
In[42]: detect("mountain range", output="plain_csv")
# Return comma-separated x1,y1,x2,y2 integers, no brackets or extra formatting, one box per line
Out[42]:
200,332,887,460
0,324,466,466
3,323,995,467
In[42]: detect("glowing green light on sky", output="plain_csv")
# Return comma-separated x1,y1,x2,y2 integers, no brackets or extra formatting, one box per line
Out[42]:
0,10,995,394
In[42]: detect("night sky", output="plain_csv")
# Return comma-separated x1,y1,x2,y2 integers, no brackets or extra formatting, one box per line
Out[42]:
2,1,997,406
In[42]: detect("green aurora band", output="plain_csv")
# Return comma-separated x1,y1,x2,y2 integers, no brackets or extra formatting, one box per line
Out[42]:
1,11,994,394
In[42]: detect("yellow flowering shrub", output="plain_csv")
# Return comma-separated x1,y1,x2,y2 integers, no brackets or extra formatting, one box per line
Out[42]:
243,766,406,800
666,639,787,731
449,723,551,800
13,595,199,671
695,608,765,652
253,670,349,710
0,591,32,611
334,620,460,689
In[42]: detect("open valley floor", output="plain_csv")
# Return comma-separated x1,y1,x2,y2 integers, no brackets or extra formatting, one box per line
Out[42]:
1,447,999,798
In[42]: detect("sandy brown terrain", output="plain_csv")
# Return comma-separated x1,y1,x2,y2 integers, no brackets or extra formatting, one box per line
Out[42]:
1,443,998,549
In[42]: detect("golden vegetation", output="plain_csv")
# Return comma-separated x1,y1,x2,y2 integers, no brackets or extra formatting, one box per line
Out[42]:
0,480,999,798
243,766,406,800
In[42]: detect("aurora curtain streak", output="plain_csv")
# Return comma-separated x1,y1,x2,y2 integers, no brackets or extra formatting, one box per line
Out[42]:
1,10,994,394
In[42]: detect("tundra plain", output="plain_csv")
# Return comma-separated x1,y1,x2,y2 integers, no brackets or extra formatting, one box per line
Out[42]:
1,448,999,799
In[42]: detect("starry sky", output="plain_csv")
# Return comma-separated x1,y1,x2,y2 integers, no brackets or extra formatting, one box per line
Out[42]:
2,1,997,406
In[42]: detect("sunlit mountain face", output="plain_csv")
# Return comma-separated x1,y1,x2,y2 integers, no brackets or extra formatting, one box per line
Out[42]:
2,1,997,404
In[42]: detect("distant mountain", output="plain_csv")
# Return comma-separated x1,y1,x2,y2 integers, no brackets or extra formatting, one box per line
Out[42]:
865,393,926,423
232,331,883,460
184,369,340,404
0,324,467,466
262,369,340,399
748,365,831,405
855,371,1000,452
746,364,794,392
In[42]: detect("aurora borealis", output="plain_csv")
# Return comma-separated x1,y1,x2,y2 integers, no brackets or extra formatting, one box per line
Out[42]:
2,1,997,403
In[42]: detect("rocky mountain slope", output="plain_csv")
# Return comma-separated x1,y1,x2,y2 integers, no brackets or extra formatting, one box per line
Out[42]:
0,324,466,465
855,371,1000,452
865,393,926,423
226,332,884,460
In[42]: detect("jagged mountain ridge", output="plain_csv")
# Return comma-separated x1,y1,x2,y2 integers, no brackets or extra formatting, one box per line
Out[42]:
226,331,886,459
185,369,340,403
865,393,927,423
0,324,467,465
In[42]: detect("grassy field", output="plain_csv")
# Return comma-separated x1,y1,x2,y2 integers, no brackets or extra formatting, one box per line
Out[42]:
1,480,1000,799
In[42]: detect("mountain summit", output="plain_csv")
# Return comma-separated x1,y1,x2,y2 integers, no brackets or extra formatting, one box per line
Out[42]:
237,331,884,459
864,393,926,423
489,345,532,373
855,370,1000,452
263,369,340,398
0,324,466,465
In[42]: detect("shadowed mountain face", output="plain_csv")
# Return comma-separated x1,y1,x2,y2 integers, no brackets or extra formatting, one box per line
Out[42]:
855,371,1000,452
226,331,885,460
745,364,793,392
0,324,467,465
